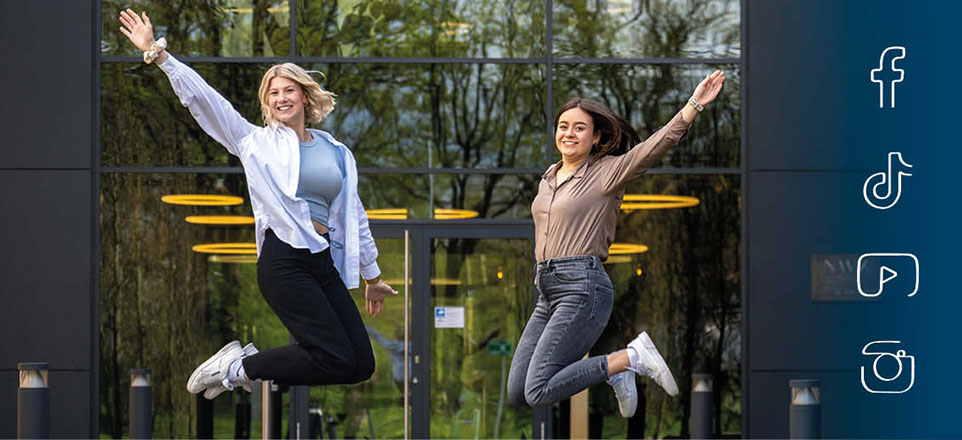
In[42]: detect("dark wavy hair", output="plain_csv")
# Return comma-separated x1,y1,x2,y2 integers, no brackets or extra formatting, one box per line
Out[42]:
555,97,641,158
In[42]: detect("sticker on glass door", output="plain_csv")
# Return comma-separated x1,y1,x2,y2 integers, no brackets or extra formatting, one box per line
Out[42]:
434,306,465,328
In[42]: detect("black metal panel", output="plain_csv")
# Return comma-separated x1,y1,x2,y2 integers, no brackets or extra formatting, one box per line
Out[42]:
0,0,92,168
0,171,91,369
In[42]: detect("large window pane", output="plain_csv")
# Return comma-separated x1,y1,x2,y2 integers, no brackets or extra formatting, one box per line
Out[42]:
101,0,290,57
553,0,740,58
100,173,274,438
101,63,269,167
321,63,546,169
102,62,546,169
553,64,741,168
583,173,741,438
297,0,546,58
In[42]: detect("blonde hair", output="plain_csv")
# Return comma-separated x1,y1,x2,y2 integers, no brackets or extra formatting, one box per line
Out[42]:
257,63,335,126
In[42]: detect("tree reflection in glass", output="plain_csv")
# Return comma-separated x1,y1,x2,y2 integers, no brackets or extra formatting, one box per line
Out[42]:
99,173,280,438
103,62,546,170
320,63,546,169
553,0,740,58
101,0,290,57
101,63,267,167
297,0,546,58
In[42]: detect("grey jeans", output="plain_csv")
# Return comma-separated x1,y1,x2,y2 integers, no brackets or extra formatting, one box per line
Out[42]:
507,255,614,407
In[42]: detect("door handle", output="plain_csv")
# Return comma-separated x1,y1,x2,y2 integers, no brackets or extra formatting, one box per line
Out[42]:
403,229,410,440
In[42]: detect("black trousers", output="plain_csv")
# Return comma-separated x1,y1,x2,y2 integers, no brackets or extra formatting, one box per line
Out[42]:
242,229,375,385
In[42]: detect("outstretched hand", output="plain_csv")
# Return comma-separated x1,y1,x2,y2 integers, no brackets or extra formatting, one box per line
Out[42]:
691,70,726,107
365,280,398,318
118,9,156,52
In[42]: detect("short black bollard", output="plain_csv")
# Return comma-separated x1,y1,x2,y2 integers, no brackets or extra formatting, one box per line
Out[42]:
235,392,251,439
271,384,283,439
196,393,213,439
129,369,153,439
789,379,821,439
626,382,646,439
18,362,49,439
690,374,713,439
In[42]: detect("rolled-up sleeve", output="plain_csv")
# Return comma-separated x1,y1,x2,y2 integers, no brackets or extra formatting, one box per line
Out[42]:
157,55,258,157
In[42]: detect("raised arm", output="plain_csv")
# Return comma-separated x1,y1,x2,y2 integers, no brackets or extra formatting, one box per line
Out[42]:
119,9,257,156
602,70,726,190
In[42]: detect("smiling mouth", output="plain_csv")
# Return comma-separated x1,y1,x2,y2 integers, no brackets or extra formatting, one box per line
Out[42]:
277,105,293,111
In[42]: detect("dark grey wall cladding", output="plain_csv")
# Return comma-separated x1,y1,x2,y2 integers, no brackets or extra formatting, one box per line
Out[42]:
0,1,94,437
748,172,917,371
0,0,92,168
0,171,91,370
0,370,92,439
746,0,904,171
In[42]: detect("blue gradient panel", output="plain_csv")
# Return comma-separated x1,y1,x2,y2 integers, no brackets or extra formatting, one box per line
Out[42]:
748,1,962,437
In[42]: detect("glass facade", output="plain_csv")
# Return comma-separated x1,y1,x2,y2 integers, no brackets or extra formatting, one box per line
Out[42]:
99,0,742,438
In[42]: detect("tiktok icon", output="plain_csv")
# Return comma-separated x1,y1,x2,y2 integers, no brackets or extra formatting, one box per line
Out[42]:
863,152,912,210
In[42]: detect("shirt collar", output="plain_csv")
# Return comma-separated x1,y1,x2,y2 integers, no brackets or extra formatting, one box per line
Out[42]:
541,156,595,181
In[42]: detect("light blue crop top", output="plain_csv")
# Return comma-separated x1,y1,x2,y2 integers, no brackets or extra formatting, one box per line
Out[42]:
296,135,345,227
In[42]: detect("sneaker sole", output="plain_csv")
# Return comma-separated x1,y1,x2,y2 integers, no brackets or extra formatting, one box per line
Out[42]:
639,332,679,396
186,341,240,394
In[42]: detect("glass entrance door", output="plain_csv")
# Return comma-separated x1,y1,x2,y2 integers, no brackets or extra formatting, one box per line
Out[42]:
362,222,536,439
426,231,534,439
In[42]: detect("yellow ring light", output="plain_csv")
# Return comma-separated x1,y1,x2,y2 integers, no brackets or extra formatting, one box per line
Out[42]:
365,208,482,220
608,243,649,255
162,194,244,206
434,209,479,220
208,255,258,264
185,215,255,225
621,194,700,211
367,209,408,220
192,243,257,254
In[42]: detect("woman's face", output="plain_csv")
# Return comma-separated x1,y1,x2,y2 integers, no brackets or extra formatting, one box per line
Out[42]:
266,76,308,128
555,107,600,163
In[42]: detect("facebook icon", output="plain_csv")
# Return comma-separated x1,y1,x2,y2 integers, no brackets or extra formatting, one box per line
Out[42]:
870,46,906,108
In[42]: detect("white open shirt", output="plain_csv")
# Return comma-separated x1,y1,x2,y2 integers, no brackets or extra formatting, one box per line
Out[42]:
158,55,380,289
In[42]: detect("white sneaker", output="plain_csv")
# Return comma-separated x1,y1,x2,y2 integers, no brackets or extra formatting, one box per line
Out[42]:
607,370,637,418
186,341,244,394
203,343,259,400
627,332,679,396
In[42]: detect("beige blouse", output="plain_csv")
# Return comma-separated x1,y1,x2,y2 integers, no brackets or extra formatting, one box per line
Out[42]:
531,110,691,262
